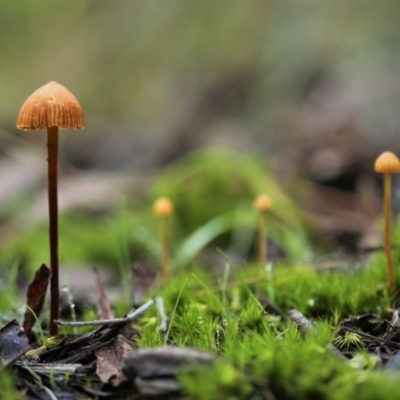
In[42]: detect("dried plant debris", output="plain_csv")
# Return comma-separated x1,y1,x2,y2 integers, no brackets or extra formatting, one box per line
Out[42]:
13,306,213,398
332,310,400,366
0,319,31,367
12,298,155,399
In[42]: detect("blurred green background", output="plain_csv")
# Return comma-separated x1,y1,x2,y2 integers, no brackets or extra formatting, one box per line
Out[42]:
2,1,400,160
1,1,400,284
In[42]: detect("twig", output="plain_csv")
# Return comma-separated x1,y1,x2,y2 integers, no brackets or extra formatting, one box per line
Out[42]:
341,326,388,344
55,299,155,327
156,296,168,332
289,309,317,336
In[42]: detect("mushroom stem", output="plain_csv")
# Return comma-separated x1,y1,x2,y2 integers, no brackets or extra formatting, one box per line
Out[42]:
160,216,170,283
258,211,267,268
384,173,396,293
47,126,59,336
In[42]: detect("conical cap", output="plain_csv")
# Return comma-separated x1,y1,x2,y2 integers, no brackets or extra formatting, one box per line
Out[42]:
17,81,84,130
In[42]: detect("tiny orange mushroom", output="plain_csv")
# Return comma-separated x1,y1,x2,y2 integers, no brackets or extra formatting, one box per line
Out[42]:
153,197,174,217
254,194,272,268
153,197,174,282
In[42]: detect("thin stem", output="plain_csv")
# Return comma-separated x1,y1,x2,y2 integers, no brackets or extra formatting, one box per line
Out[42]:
258,211,267,268
384,173,396,294
160,216,170,282
47,127,59,336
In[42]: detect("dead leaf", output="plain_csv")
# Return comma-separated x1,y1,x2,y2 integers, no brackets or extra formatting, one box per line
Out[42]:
0,319,31,366
96,335,132,384
94,269,132,383
22,264,51,335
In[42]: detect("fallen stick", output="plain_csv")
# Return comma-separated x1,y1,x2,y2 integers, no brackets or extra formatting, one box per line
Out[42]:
55,299,155,327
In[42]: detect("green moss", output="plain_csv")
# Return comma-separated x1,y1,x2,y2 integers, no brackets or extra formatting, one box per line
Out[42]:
0,370,20,399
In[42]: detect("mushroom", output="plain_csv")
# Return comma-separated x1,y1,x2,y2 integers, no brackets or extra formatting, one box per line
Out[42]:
374,151,400,294
17,81,84,335
153,197,174,283
253,194,272,269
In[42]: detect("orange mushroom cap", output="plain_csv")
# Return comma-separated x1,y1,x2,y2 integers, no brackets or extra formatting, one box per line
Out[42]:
153,197,174,217
374,151,400,174
254,194,272,212
16,81,84,130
